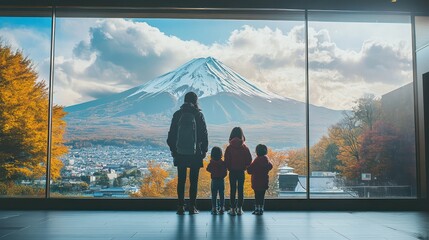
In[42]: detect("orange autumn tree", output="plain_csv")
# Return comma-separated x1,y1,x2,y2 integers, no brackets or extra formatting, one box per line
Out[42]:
0,43,67,187
328,113,362,180
266,148,287,197
137,161,169,197
286,148,306,175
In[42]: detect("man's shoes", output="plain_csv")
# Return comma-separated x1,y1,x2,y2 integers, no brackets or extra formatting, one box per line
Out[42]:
176,205,185,215
189,206,199,215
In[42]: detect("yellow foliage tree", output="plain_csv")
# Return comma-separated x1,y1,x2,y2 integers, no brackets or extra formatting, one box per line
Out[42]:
266,148,288,197
328,116,362,180
163,176,178,198
138,161,169,197
0,43,67,184
286,148,307,175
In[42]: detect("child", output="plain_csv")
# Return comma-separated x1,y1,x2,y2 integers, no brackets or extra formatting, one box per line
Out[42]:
247,144,273,215
224,127,252,216
206,146,227,215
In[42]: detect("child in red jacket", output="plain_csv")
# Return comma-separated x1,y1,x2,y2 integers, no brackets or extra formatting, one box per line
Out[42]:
225,127,252,216
206,146,227,215
247,144,273,215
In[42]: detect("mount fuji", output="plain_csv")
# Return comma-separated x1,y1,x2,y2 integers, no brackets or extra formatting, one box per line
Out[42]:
64,57,343,147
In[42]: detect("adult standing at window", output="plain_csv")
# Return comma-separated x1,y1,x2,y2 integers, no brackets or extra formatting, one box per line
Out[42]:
167,92,208,215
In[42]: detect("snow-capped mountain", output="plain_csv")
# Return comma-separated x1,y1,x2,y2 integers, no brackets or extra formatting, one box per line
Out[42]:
128,57,283,100
64,57,343,147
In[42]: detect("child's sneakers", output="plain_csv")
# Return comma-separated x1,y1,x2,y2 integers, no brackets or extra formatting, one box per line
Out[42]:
218,207,225,215
259,205,264,215
236,207,244,215
228,207,237,216
252,205,258,215
211,208,219,215
252,205,264,215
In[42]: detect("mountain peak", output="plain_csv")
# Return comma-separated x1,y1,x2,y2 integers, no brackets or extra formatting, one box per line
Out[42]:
129,57,283,100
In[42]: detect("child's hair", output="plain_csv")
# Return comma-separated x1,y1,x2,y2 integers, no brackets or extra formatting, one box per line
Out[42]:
211,146,223,160
229,127,245,141
256,144,268,157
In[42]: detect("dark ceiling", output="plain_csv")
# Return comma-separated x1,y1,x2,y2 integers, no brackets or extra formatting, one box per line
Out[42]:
0,0,428,14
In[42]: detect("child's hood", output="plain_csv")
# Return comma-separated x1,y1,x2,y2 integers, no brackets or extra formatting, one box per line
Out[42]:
210,159,225,166
229,137,245,148
255,155,269,164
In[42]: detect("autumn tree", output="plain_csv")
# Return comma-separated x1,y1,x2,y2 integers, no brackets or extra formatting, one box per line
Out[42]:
329,113,362,180
0,43,67,185
266,148,287,197
310,136,340,173
359,121,400,183
286,148,306,175
138,161,169,197
163,176,178,198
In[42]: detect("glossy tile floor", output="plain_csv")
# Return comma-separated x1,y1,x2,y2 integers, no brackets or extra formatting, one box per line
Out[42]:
0,211,428,240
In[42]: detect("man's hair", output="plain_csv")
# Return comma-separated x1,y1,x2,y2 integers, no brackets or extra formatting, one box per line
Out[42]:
184,92,198,105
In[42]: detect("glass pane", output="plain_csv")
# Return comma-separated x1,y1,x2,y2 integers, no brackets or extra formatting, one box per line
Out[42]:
0,16,52,197
415,16,429,198
52,15,307,198
308,12,416,198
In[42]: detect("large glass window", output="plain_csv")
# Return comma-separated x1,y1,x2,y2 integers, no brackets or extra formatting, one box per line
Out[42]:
0,10,421,200
51,15,308,198
308,13,416,198
0,16,52,197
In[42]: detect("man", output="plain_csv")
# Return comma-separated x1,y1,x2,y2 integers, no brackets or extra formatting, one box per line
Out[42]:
167,92,208,214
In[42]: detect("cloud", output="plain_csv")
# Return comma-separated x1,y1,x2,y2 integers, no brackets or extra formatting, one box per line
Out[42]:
308,27,412,86
50,19,412,109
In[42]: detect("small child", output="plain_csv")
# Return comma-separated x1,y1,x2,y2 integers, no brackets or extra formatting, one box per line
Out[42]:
247,144,273,215
206,146,227,215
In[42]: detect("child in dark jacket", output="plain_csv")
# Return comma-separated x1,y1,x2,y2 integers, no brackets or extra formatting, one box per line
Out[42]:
224,127,252,216
206,146,227,215
247,144,273,215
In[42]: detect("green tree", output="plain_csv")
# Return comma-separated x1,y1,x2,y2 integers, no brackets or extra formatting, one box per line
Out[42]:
321,143,340,172
113,178,122,187
0,43,67,184
353,94,381,131
310,136,340,173
96,173,110,187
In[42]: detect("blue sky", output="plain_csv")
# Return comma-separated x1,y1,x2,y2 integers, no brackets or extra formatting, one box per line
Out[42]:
0,17,51,29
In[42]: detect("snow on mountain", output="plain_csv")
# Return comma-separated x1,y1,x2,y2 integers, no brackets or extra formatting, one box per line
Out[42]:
128,57,284,100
